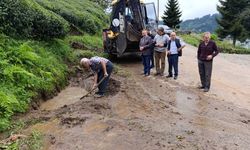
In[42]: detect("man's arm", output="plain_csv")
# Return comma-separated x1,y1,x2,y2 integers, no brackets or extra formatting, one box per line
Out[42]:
212,42,219,57
92,73,98,89
100,60,108,77
143,37,153,49
178,40,186,51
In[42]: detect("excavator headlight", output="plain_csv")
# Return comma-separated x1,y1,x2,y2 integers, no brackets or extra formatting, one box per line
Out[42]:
112,18,120,27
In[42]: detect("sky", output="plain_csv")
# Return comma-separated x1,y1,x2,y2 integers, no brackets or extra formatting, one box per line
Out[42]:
145,0,219,21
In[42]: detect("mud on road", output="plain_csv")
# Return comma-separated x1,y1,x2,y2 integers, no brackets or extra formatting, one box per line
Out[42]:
3,48,250,150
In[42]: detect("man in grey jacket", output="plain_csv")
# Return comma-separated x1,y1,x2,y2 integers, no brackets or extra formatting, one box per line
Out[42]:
140,29,153,76
153,27,170,76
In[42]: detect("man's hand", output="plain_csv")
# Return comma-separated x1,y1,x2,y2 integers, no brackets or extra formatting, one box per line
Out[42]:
104,72,109,77
207,55,213,60
178,48,182,52
92,83,97,90
158,43,164,47
167,51,171,55
140,47,144,51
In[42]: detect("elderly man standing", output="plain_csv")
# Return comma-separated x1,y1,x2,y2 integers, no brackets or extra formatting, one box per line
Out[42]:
153,27,170,76
80,56,113,97
140,29,153,76
166,32,186,80
197,32,219,92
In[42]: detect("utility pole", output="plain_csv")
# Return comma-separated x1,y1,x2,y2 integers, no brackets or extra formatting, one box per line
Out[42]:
157,0,159,27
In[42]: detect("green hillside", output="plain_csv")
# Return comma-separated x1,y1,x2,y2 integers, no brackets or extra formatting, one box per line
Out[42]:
0,0,108,131
35,0,109,34
180,14,220,33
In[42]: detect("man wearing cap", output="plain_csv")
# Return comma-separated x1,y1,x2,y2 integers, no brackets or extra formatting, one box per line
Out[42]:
153,27,170,76
80,56,113,97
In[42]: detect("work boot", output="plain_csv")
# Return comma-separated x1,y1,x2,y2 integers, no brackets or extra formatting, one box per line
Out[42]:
197,86,205,89
204,88,209,92
94,93,104,98
166,75,173,78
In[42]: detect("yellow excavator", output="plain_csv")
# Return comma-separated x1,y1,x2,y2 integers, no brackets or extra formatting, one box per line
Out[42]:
103,0,158,57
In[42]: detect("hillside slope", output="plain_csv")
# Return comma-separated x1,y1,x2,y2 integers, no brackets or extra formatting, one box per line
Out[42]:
180,14,220,33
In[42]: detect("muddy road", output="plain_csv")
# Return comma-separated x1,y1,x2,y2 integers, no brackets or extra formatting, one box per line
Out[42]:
4,44,250,150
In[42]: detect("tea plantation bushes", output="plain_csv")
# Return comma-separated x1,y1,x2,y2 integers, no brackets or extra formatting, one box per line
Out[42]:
0,0,69,39
0,34,73,131
35,0,109,35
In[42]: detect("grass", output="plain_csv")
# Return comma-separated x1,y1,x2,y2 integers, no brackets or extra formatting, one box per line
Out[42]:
65,34,104,50
180,33,250,54
0,131,43,150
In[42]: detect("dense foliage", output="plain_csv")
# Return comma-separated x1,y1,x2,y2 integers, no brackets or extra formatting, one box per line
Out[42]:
0,34,75,131
180,14,220,33
0,0,69,39
217,0,250,46
162,0,182,29
35,0,109,35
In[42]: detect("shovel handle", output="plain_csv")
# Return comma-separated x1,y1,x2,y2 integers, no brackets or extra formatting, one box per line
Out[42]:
80,76,107,100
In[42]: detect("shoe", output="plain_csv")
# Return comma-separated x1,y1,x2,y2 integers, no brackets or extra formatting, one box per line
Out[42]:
160,73,164,76
204,88,209,92
198,86,205,89
174,76,178,80
166,75,173,78
154,73,160,76
94,93,104,98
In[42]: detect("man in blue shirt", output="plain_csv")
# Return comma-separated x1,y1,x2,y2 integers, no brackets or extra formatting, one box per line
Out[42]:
166,32,186,80
80,56,113,97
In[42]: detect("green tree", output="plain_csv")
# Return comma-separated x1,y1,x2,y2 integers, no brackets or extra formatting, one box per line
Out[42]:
217,0,250,46
162,0,182,29
240,7,250,37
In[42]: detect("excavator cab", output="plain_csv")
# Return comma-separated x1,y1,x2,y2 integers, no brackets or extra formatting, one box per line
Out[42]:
103,0,157,57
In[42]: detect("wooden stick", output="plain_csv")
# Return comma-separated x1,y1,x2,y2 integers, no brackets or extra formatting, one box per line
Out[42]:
80,76,107,100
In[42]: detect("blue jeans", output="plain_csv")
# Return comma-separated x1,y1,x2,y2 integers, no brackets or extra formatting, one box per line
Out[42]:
97,61,113,95
142,55,151,75
150,51,154,68
168,54,179,76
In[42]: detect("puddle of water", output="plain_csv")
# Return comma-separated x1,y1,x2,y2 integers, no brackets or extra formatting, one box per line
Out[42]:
40,87,87,111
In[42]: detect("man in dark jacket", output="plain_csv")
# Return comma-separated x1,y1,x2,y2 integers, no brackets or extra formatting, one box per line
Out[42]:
140,29,153,76
197,32,219,92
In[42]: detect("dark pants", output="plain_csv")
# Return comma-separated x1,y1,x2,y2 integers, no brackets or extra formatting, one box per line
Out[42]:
155,51,166,74
97,61,113,94
168,54,179,76
142,55,151,75
150,51,154,68
198,60,213,89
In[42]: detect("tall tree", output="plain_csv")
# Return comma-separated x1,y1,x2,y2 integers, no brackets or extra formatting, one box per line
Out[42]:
217,0,249,46
162,0,182,29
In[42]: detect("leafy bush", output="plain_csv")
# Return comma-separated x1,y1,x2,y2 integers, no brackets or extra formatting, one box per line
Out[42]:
35,0,109,35
0,34,73,131
0,0,69,39
66,35,103,50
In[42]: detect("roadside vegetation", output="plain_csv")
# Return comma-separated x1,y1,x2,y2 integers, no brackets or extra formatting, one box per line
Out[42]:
0,0,109,133
180,33,250,54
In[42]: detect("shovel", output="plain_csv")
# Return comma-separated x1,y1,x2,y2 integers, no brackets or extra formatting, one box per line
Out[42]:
80,76,107,100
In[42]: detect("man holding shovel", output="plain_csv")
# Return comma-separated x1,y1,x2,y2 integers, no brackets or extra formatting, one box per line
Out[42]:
80,56,113,98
